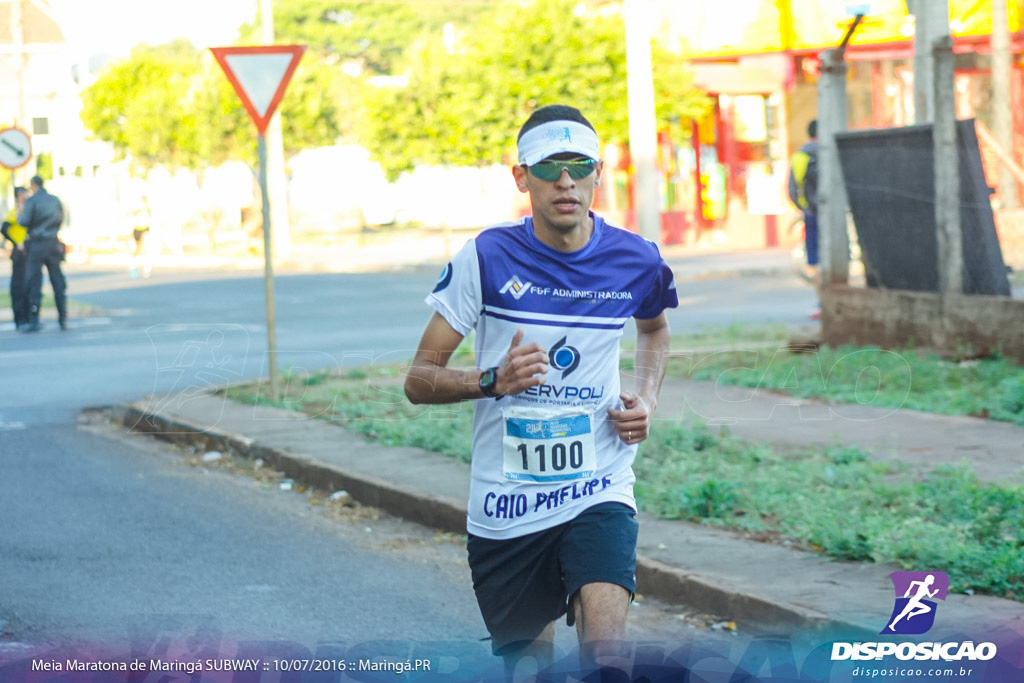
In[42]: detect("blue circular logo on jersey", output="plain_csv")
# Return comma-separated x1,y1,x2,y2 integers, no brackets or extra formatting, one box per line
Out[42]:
549,337,580,378
432,262,453,293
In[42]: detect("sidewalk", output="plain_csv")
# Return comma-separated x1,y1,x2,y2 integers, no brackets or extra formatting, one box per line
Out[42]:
114,376,1024,645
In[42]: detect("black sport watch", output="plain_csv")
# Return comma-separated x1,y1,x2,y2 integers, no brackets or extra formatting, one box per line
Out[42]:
479,366,501,398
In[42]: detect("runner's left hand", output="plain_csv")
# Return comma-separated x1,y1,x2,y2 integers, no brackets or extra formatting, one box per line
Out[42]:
607,392,652,445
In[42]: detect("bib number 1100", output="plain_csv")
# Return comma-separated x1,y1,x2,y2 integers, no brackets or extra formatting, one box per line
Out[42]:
517,441,585,473
502,408,596,483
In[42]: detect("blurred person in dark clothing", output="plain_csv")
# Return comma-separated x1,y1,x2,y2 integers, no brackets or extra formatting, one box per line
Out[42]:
18,175,67,332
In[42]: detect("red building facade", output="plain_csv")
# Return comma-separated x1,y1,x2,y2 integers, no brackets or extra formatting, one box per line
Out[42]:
646,0,1024,249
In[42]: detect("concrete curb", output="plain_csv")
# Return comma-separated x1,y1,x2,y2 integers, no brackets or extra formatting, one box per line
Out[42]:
114,403,469,535
633,558,836,633
111,400,866,637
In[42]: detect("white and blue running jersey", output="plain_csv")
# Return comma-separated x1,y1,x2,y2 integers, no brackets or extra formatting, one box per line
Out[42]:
426,214,678,539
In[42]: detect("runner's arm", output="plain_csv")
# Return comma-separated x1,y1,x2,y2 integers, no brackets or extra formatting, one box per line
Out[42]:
607,312,671,442
630,313,672,411
404,313,549,405
404,312,479,405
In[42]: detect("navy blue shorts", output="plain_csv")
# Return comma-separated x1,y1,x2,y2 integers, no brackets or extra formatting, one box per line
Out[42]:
467,502,638,656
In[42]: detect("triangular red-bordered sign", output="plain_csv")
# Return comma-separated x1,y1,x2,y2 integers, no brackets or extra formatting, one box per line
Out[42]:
210,45,306,133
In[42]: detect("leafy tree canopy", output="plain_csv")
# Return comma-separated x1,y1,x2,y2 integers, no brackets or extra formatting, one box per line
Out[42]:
79,0,710,180
79,41,211,169
80,40,343,171
358,0,712,180
246,0,483,75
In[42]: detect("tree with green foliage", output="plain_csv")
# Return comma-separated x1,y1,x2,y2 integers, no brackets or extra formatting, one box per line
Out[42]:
80,41,212,169
249,0,482,76
237,0,485,146
79,0,709,182
357,0,711,180
79,40,344,170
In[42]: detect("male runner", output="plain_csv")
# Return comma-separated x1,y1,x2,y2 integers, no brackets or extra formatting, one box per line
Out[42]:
404,104,677,677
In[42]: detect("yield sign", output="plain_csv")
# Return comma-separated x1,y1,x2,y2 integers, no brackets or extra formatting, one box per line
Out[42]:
210,45,306,133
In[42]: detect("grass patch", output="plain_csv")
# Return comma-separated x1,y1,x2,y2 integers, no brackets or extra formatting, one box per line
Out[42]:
220,334,1024,601
633,422,1024,600
680,342,1024,427
223,364,475,463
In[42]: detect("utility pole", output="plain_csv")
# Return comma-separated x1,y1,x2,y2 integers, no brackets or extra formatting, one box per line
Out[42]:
910,0,932,122
909,0,961,295
624,0,661,243
13,0,27,186
260,0,293,260
931,7,961,297
816,16,862,288
991,0,1018,208
910,0,952,124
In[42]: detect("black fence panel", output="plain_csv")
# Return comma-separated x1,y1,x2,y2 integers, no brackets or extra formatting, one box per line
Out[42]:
835,119,1010,296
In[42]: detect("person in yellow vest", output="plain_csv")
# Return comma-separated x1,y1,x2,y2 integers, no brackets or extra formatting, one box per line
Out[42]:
787,119,820,319
1,187,30,328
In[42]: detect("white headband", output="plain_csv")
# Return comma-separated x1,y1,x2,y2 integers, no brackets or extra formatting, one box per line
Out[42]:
517,120,601,166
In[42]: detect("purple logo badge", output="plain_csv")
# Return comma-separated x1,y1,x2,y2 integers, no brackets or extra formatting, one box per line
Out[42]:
881,571,949,635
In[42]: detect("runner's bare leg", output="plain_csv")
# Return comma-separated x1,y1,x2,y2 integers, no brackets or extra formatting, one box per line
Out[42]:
503,621,555,682
574,582,630,673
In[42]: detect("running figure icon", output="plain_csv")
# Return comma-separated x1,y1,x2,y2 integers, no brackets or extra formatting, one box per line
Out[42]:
888,574,939,632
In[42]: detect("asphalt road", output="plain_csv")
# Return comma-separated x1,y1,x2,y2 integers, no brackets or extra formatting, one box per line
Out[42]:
1,265,484,660
1,417,484,646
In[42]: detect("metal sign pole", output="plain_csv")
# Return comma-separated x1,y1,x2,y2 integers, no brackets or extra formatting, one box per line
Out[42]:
258,133,279,400
209,44,303,404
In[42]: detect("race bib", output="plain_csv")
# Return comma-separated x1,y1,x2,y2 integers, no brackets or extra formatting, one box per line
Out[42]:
501,406,597,483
